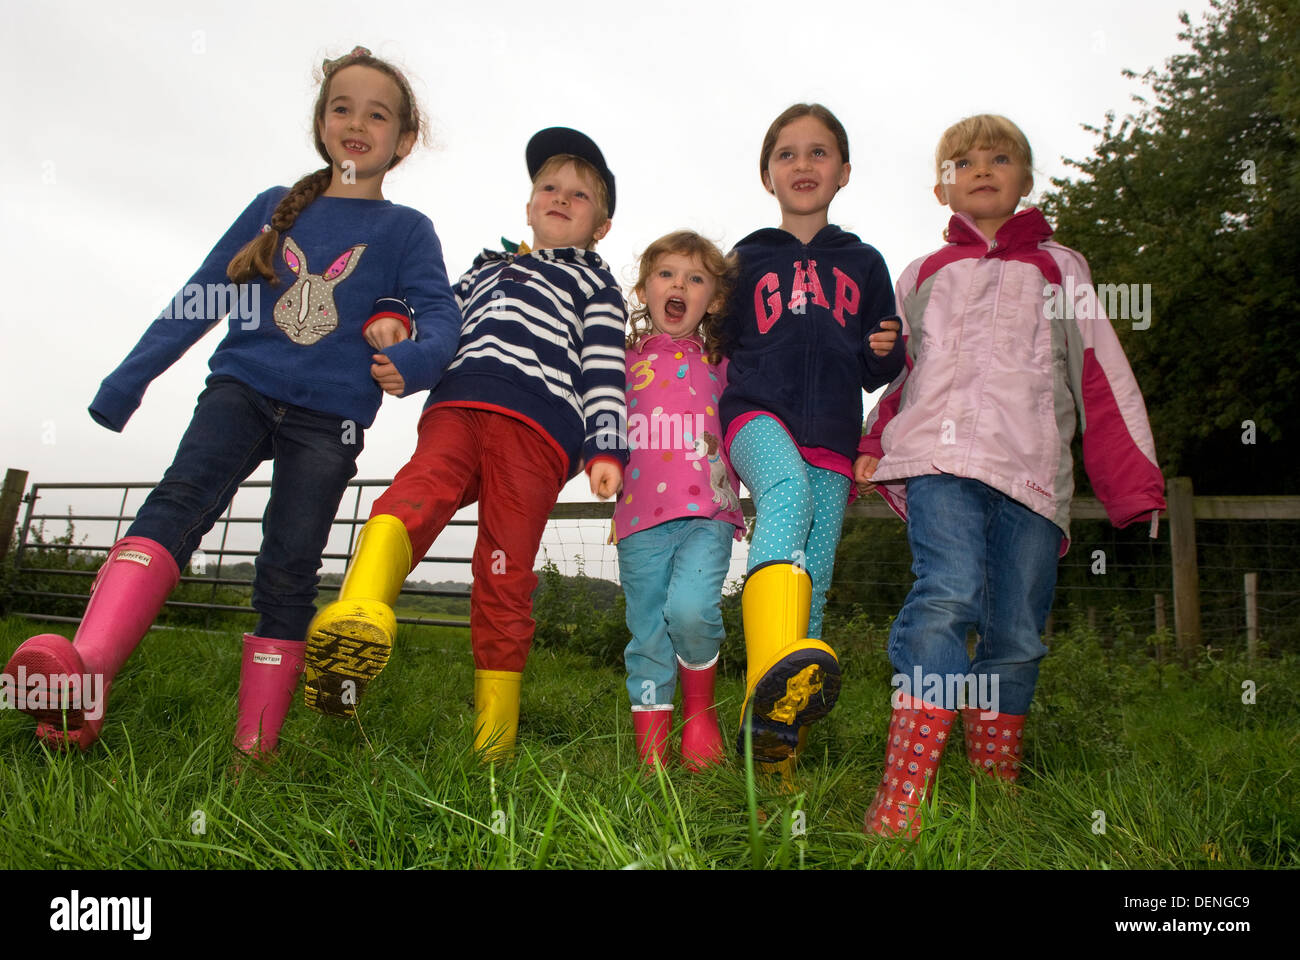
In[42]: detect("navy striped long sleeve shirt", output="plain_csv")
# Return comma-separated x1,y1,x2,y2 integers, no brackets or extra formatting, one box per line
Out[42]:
425,246,629,478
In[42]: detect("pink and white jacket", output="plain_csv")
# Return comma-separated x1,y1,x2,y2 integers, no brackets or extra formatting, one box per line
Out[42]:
612,332,745,543
860,208,1165,548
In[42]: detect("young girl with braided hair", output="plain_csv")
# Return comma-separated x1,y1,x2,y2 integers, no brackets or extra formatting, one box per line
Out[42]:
1,46,462,758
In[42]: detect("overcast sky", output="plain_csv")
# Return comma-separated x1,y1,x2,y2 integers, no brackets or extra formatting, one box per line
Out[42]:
1,0,1213,582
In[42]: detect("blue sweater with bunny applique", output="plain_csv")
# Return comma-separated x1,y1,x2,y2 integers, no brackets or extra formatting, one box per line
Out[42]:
90,187,462,431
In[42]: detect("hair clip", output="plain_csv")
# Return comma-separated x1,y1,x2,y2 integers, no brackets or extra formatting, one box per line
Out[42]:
322,45,372,74
261,224,272,233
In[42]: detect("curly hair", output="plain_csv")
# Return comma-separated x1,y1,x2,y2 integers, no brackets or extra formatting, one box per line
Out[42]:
627,230,737,365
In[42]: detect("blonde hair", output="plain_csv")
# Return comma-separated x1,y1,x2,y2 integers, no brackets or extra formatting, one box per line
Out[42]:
628,230,737,364
531,154,610,246
934,114,1033,188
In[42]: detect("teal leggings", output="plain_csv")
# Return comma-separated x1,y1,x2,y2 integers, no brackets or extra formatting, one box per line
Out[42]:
729,415,850,639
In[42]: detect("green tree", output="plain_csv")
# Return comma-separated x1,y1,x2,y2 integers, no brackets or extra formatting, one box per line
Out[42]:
1039,0,1300,494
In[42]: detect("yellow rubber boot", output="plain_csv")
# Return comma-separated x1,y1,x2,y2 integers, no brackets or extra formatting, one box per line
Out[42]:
304,514,412,717
473,670,521,762
736,561,841,763
758,725,809,794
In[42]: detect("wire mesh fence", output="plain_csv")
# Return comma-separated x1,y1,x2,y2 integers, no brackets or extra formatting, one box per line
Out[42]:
5,471,1297,656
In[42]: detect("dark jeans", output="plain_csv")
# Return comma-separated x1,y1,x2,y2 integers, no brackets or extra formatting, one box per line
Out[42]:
128,376,363,641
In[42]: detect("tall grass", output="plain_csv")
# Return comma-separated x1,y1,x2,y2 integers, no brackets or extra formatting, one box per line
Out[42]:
1,615,1294,869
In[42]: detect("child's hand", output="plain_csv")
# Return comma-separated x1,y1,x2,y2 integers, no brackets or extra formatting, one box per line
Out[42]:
364,316,410,350
868,318,900,357
854,454,879,495
370,354,406,396
589,461,622,500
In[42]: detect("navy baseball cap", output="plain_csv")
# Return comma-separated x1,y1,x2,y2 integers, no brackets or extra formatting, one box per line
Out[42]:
526,126,616,217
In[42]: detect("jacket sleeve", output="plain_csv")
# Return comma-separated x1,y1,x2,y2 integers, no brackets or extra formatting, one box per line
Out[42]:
858,265,917,522
1058,249,1166,527
88,189,281,432
379,216,463,396
715,280,743,359
859,263,917,462
858,247,905,390
580,278,629,470
452,256,486,312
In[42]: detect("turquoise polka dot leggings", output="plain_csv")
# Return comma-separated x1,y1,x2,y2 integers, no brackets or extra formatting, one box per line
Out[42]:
728,415,850,639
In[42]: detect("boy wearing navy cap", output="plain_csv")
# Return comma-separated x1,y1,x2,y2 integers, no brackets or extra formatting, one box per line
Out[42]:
302,128,627,758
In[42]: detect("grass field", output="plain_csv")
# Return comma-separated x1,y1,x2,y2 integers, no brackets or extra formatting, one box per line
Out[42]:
1,614,1295,870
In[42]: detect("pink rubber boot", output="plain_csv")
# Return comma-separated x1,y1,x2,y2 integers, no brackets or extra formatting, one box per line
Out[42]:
864,695,957,838
962,708,1027,782
234,634,306,758
2,536,179,750
632,704,673,770
678,655,725,772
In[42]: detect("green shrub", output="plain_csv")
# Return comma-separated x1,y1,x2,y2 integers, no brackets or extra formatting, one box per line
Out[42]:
531,557,627,666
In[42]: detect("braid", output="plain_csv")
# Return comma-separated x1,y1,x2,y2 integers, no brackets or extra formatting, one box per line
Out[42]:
226,167,332,285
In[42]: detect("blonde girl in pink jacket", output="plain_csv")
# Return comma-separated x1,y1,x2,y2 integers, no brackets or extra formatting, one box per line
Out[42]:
859,115,1166,837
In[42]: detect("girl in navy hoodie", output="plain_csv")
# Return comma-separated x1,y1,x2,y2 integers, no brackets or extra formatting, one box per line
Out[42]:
720,103,903,770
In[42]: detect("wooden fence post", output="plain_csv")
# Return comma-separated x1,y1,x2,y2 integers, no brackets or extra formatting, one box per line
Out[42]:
1245,572,1258,664
0,468,29,568
1167,476,1202,662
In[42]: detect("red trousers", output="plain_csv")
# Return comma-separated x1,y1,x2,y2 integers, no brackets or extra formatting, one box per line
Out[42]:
373,405,568,672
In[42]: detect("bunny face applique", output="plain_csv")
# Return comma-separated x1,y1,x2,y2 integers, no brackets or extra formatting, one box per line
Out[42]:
273,237,366,345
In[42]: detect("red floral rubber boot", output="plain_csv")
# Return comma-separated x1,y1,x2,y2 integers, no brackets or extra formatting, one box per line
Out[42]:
632,704,673,771
962,709,1026,782
2,536,179,750
234,634,306,759
864,695,957,838
678,655,724,772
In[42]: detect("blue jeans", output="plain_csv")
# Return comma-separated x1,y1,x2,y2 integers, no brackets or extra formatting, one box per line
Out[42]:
128,376,362,641
888,475,1062,715
618,518,734,706
728,415,850,640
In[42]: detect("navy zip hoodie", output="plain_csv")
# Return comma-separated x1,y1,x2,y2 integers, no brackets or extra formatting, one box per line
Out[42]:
719,224,902,462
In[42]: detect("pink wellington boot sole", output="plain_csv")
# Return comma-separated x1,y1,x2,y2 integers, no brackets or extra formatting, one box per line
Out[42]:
4,634,92,727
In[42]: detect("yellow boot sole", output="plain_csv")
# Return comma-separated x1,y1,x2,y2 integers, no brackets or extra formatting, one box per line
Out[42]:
303,600,396,718
738,647,841,762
